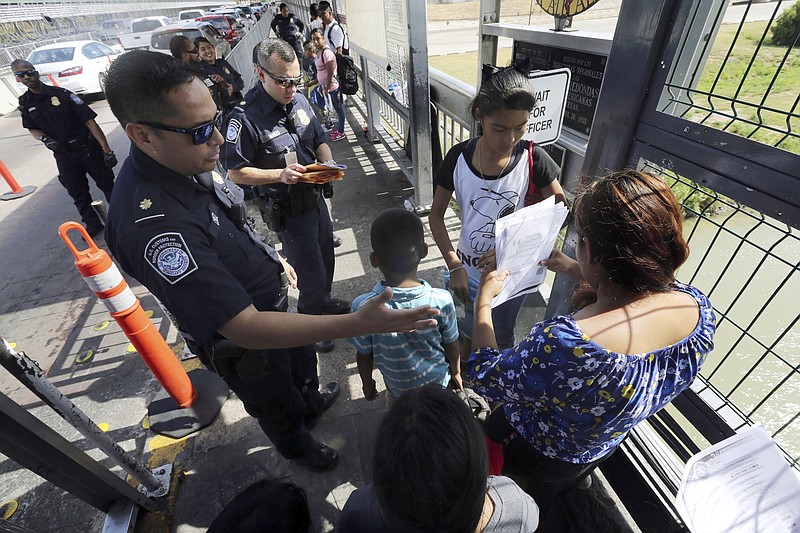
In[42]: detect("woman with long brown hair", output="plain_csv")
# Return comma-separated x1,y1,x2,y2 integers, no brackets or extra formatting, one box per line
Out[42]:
467,170,716,526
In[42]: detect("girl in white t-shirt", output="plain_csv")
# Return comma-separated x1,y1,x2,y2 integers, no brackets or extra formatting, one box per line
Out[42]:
429,65,565,354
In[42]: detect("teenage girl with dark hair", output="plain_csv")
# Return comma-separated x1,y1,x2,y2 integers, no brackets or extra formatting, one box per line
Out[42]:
429,66,566,355
338,384,539,532
467,170,716,526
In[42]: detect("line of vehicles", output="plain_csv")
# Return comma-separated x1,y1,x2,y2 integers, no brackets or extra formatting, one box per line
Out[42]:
18,3,276,98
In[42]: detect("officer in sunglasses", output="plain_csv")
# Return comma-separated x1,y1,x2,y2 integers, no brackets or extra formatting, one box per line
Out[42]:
170,36,228,113
12,58,116,237
103,51,439,473
222,38,350,355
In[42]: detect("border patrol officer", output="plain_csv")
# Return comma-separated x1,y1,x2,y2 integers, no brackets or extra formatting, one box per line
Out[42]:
221,38,349,354
196,36,244,111
270,3,305,61
13,59,116,236
170,36,228,112
103,51,438,472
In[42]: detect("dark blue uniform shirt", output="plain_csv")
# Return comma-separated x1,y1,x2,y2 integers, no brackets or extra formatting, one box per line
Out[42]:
106,145,283,345
270,13,304,41
19,85,95,143
220,83,327,197
199,58,244,94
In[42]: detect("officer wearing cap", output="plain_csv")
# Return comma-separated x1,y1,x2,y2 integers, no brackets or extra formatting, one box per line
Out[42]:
221,38,349,354
13,58,116,236
103,51,438,472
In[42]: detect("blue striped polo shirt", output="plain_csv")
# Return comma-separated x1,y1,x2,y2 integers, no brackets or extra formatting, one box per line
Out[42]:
349,280,460,398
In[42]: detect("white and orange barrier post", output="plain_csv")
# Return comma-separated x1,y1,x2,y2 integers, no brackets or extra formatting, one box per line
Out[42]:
0,159,36,201
58,222,198,408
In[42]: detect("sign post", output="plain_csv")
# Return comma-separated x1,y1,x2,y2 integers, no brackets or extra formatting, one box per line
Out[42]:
522,68,571,146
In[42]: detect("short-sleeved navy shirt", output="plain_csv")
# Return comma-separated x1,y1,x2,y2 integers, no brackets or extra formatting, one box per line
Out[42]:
220,83,327,197
18,85,95,143
106,145,284,344
199,58,244,94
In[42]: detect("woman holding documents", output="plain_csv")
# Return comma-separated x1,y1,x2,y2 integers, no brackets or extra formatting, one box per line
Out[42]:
429,65,565,354
466,170,717,527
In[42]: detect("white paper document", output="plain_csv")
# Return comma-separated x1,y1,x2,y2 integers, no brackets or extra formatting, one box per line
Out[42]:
493,197,569,308
676,424,800,533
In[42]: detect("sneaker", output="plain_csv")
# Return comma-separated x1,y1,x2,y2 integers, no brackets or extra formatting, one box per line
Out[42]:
306,382,340,428
322,298,351,315
329,130,346,142
292,439,339,472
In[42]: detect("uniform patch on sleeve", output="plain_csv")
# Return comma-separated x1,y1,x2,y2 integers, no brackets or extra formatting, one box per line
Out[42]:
144,233,198,284
226,118,242,143
70,93,84,105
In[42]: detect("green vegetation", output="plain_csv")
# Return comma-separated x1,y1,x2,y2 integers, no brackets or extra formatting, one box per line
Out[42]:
770,2,800,46
686,21,799,154
429,48,513,86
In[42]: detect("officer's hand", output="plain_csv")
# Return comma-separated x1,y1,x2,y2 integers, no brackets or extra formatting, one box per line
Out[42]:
211,74,225,84
41,136,61,153
104,151,118,168
358,287,440,333
226,83,234,95
280,163,306,185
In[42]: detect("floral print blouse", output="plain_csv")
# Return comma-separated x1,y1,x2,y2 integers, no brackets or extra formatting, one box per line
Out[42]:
466,282,716,464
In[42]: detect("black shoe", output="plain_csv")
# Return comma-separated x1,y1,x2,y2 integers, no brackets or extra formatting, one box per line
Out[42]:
322,298,351,315
306,382,340,428
315,340,335,353
293,440,339,472
332,235,343,248
85,223,104,238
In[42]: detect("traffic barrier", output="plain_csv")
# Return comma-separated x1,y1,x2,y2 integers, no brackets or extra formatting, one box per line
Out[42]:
58,221,198,408
46,73,59,86
0,159,36,201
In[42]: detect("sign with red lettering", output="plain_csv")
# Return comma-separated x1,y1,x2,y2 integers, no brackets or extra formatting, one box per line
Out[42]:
522,68,571,146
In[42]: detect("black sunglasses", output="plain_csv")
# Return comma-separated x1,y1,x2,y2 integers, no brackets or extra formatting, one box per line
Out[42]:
259,67,303,88
184,48,200,55
14,70,37,78
139,110,223,145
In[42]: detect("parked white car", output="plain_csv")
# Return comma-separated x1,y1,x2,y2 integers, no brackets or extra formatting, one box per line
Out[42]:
118,16,173,50
178,9,206,20
25,40,120,95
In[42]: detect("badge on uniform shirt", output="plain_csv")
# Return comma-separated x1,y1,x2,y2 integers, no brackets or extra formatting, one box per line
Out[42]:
226,118,242,143
139,198,152,210
212,171,224,184
70,93,84,105
145,232,198,285
296,108,311,126
51,96,60,106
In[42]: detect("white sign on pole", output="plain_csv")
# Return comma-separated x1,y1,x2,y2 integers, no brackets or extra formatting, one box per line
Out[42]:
522,68,571,146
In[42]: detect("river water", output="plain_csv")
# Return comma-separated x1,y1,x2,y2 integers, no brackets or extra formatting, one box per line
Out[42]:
679,208,800,459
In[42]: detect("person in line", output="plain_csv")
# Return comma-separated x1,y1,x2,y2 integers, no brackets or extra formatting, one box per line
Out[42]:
310,28,346,142
222,38,350,355
12,59,116,236
308,3,323,34
208,478,310,532
196,36,244,112
318,1,344,55
169,35,227,111
429,65,565,355
467,170,717,526
103,50,439,472
270,3,305,61
339,384,540,532
349,208,461,408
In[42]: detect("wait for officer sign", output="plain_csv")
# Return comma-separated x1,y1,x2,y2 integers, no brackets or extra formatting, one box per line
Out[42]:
522,68,571,146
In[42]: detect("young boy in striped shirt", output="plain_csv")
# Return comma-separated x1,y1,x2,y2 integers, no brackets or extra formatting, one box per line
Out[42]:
349,208,461,407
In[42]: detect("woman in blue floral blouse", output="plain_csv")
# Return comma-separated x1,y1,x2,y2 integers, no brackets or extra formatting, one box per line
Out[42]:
466,170,716,525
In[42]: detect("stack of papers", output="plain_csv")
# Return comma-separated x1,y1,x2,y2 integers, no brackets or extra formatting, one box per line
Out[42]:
676,425,800,533
299,162,347,184
493,197,569,308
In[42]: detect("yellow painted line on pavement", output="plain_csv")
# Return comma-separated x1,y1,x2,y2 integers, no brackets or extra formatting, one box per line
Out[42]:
93,320,110,331
76,350,94,364
1,499,19,519
144,310,154,318
126,343,136,353
146,434,188,469
97,423,109,432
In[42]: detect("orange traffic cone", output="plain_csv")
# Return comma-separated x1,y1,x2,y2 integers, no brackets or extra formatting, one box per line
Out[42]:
0,159,36,201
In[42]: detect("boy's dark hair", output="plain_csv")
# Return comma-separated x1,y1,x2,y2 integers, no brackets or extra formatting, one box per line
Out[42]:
309,3,319,18
371,208,425,275
469,66,537,120
373,384,488,532
207,478,311,533
105,50,197,128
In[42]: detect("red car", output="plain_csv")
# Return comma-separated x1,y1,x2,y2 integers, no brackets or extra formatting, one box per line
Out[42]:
195,15,240,45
